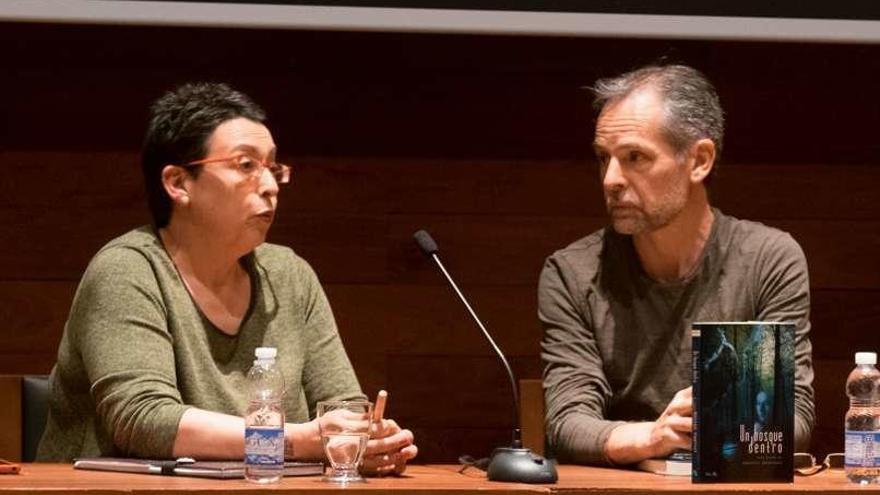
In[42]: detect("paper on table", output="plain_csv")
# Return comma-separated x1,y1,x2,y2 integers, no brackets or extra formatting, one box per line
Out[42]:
73,457,323,479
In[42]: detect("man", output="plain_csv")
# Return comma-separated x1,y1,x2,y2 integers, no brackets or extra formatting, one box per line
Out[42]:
539,65,814,466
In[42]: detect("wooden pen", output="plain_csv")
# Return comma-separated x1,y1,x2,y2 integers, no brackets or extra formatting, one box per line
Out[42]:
373,389,388,423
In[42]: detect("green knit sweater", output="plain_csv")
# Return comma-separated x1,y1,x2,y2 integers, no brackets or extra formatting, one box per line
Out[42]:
37,226,364,461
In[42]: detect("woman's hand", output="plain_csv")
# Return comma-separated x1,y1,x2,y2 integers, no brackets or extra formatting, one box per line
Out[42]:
360,419,418,476
284,411,418,475
286,408,372,461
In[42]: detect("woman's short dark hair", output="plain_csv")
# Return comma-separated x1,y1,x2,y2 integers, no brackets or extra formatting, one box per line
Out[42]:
141,82,267,227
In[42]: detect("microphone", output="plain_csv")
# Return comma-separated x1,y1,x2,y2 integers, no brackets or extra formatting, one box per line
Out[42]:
413,229,557,484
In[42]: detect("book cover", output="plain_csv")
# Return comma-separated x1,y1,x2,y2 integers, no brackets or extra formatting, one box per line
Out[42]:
692,322,794,483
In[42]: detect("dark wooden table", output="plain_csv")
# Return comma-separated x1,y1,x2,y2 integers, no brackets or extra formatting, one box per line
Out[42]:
1,464,876,495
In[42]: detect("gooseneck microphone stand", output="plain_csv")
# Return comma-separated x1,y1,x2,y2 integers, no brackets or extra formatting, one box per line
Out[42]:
413,230,557,484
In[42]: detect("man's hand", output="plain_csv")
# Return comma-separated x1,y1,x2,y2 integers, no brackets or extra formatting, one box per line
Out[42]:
604,386,692,465
360,418,418,476
649,386,692,453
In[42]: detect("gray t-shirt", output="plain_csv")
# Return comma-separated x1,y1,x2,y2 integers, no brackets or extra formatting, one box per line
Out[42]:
539,209,815,465
37,226,364,461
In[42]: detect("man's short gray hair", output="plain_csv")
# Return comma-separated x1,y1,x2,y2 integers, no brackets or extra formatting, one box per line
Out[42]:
592,65,724,165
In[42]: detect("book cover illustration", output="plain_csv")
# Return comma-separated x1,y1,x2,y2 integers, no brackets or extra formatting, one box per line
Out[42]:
692,322,794,483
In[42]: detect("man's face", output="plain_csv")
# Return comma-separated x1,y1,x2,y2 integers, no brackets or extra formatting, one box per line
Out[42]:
593,89,692,235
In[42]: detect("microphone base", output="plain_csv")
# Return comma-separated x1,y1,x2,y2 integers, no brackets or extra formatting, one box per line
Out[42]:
487,447,558,484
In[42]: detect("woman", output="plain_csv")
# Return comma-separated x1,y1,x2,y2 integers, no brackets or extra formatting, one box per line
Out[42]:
36,83,417,474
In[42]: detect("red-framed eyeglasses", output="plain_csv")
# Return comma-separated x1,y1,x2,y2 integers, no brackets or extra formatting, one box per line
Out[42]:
177,153,291,184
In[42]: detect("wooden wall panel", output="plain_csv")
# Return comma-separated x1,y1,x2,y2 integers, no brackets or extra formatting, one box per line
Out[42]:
5,286,875,373
408,427,511,464
387,356,541,429
811,358,852,459
810,290,880,361
326,285,543,358
7,152,880,218
1,23,878,462
6,151,880,288
0,283,72,353
8,205,880,290
3,24,879,164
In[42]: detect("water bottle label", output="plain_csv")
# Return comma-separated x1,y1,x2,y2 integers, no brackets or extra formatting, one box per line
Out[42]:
245,427,285,466
845,431,880,467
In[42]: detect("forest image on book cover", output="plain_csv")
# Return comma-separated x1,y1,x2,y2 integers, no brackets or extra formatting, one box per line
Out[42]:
692,322,794,482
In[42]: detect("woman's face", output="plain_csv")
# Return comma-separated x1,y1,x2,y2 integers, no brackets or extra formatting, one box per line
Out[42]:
183,117,279,255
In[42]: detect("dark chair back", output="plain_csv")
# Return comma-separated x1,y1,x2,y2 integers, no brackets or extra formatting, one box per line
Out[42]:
22,376,49,462
0,375,49,462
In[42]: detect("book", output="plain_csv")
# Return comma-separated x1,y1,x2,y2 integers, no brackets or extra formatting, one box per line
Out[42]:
692,322,794,483
73,457,324,479
636,452,691,476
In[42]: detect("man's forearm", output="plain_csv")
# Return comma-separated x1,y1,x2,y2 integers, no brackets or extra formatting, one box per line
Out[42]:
604,387,693,467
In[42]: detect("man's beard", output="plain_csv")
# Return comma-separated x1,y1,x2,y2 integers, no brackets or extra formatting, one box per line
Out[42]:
607,183,688,235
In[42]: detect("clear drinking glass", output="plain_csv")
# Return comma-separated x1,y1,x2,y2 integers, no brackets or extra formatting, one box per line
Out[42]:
317,400,373,483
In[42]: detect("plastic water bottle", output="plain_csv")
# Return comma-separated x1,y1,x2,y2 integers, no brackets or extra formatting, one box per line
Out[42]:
244,347,285,483
845,351,880,484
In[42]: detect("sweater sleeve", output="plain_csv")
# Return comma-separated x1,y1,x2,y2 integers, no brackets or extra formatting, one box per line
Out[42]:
294,259,365,419
754,232,815,451
539,254,626,466
72,246,190,458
